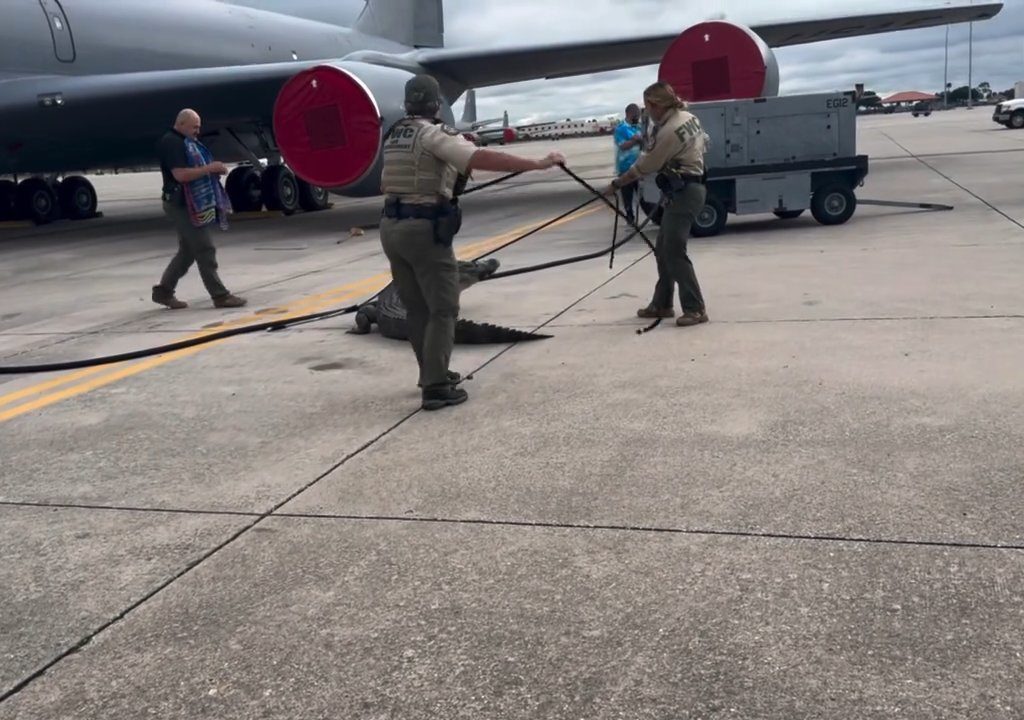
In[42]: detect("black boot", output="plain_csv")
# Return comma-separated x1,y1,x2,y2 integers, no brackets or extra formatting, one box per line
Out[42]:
418,371,461,388
422,384,469,411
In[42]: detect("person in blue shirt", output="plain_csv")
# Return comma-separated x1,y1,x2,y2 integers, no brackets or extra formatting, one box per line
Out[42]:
613,103,643,224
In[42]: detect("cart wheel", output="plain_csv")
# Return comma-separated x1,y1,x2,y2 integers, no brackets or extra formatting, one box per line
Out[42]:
773,209,804,220
811,184,856,225
692,195,727,237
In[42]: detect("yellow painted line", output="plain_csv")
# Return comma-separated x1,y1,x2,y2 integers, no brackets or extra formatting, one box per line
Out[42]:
0,275,383,412
0,286,374,424
0,206,599,423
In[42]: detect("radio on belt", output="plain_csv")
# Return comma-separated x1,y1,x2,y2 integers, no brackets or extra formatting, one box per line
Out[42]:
640,91,869,237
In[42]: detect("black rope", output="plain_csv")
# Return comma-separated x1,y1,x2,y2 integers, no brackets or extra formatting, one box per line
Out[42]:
557,164,656,253
638,316,663,335
610,194,619,270
0,303,364,374
0,165,657,375
460,171,522,195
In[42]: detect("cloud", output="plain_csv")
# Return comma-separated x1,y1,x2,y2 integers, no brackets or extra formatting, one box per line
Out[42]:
246,0,1022,122
439,0,1023,122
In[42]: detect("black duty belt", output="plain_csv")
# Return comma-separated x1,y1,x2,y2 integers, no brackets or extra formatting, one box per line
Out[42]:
664,167,706,184
382,198,448,220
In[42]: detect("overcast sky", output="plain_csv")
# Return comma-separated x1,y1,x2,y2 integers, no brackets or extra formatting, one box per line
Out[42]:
440,0,1023,124
271,0,1023,124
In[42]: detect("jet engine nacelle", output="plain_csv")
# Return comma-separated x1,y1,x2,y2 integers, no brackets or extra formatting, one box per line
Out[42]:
273,62,455,197
658,21,780,102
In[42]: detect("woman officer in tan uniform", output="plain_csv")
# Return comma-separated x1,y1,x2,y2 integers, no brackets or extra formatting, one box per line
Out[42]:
604,81,709,327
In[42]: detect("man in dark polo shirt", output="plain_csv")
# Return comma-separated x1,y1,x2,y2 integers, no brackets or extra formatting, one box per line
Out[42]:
152,108,246,309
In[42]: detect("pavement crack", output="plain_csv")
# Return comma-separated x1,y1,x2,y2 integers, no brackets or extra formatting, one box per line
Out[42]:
0,408,422,705
538,314,1024,330
269,512,1024,554
0,500,261,518
879,131,1024,233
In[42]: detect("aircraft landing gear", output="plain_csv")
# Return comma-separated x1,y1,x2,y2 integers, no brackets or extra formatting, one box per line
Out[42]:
16,178,61,225
261,165,299,215
224,164,330,215
226,166,264,212
297,178,330,212
0,180,16,221
58,176,99,221
0,175,99,225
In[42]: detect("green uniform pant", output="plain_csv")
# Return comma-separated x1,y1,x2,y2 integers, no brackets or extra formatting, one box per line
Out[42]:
650,183,706,314
380,217,459,389
158,200,229,298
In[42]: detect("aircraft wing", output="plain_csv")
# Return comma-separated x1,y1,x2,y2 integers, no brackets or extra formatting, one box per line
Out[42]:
414,3,1003,88
0,61,321,173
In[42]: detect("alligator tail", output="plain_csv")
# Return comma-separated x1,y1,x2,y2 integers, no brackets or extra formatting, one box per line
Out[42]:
453,319,551,344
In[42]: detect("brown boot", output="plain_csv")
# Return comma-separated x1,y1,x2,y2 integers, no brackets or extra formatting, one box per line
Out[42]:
637,306,675,319
152,286,187,309
213,293,247,308
676,309,709,327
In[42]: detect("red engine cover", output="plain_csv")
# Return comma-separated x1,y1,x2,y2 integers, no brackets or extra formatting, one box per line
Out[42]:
658,21,776,102
273,65,382,188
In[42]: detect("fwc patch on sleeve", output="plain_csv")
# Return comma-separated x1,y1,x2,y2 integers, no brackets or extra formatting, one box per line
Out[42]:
440,124,461,136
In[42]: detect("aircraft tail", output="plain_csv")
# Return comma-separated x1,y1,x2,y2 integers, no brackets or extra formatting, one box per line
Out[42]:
355,0,444,48
461,89,477,127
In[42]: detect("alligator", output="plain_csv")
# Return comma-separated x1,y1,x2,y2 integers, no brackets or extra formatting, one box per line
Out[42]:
349,257,551,344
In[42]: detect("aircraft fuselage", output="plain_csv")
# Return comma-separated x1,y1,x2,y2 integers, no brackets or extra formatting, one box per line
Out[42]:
0,0,412,175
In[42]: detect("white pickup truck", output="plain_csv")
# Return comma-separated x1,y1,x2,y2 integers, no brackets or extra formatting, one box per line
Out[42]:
992,99,1024,129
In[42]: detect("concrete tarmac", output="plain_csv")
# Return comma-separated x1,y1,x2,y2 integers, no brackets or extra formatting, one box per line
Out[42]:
1,108,1023,719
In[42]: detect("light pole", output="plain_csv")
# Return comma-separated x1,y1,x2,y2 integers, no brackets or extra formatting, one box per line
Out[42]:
968,20,974,108
943,24,949,108
967,0,974,109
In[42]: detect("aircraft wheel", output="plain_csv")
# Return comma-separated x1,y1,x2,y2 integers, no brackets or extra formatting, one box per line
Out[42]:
691,195,727,237
58,176,98,220
0,180,16,221
16,178,60,225
226,166,263,212
262,165,299,215
297,179,331,212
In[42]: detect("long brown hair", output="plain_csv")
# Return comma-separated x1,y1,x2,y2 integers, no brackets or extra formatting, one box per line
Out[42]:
643,81,687,111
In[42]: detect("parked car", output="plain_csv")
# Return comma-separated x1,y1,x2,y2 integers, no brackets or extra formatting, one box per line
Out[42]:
911,101,932,117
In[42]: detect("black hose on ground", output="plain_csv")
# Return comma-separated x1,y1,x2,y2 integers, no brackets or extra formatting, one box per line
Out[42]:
0,165,655,375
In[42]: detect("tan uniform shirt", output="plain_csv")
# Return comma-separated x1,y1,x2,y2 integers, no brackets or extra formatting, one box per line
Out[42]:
632,107,707,178
381,118,479,205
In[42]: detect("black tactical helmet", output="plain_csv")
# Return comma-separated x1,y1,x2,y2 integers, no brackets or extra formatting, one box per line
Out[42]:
405,74,441,116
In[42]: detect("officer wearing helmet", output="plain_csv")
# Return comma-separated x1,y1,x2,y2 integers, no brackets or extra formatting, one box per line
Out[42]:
380,74,565,411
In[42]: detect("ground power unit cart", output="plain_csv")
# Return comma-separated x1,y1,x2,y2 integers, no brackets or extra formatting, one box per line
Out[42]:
640,91,869,237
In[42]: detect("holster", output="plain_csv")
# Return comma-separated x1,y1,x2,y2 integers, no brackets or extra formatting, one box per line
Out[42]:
161,185,185,207
382,197,461,247
655,169,705,200
432,200,462,247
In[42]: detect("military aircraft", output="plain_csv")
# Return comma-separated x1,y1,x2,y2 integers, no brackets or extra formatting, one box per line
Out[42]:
0,0,1003,224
